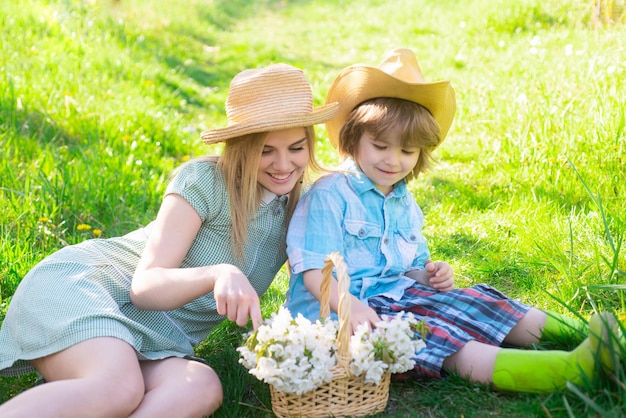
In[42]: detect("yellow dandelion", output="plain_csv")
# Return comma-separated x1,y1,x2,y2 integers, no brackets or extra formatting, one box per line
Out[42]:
93,229,103,237
77,223,92,231
38,217,50,223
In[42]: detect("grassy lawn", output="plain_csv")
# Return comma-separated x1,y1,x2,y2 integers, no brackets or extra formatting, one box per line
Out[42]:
1,0,624,416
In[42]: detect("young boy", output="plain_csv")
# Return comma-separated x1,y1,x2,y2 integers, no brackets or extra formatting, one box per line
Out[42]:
284,48,617,393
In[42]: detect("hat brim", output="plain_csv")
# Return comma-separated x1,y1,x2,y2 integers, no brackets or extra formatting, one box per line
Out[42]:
325,65,456,148
201,103,339,144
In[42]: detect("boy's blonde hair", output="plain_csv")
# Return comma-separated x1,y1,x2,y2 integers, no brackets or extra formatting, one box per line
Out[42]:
338,97,440,181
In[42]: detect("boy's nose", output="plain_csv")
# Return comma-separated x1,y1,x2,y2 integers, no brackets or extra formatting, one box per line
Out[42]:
385,151,401,166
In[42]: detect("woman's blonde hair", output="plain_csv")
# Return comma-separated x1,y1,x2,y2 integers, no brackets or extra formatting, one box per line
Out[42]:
338,97,440,181
217,126,321,259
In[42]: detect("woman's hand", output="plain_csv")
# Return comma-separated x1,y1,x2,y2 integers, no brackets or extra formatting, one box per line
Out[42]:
213,265,263,330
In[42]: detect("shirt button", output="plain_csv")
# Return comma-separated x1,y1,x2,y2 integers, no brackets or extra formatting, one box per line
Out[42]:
358,229,365,237
410,235,416,241
383,238,389,244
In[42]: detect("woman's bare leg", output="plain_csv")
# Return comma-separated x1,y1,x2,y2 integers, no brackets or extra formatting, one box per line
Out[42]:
0,338,145,418
131,357,223,418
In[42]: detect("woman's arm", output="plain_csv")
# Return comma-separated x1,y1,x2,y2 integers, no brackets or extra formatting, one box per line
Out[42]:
131,194,262,327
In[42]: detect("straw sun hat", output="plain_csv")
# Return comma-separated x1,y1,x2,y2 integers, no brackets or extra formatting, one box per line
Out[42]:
201,64,339,144
324,48,456,148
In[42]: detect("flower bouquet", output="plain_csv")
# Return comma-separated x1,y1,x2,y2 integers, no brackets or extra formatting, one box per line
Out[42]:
238,252,427,418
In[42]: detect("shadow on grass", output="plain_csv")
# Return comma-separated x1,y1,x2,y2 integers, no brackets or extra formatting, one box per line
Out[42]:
101,0,324,116
427,228,538,295
0,82,83,152
193,282,291,417
0,374,38,405
425,173,610,222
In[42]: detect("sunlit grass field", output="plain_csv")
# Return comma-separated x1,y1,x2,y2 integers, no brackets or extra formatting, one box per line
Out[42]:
1,0,624,416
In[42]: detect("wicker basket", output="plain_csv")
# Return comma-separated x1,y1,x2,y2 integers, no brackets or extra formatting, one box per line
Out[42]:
270,252,390,418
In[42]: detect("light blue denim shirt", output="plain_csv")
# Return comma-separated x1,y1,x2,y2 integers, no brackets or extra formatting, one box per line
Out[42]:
285,158,430,320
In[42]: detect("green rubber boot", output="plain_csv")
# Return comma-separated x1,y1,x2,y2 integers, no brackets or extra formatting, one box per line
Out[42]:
541,311,587,341
493,312,616,393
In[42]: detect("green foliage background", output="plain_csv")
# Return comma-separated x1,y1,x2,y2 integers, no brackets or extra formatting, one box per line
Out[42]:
1,0,624,416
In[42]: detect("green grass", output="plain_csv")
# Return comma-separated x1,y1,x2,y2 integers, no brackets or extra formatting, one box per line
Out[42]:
1,0,625,416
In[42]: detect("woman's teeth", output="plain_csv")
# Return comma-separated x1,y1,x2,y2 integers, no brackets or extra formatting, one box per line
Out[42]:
270,173,290,180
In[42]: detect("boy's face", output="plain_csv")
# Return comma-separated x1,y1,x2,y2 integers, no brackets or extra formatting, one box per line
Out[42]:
355,130,419,195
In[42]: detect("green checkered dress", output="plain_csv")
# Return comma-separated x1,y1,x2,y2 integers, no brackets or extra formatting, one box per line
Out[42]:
0,160,289,376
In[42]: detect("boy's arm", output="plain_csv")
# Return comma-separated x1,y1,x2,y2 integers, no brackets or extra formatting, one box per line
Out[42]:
302,268,338,311
302,269,380,332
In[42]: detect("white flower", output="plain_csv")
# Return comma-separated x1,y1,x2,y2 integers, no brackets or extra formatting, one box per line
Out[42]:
237,307,426,393
349,312,426,383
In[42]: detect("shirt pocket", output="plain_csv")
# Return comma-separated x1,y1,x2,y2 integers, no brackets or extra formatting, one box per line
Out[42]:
395,227,426,268
344,220,382,268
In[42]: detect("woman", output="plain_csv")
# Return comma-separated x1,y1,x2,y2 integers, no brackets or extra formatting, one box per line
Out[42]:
0,63,338,417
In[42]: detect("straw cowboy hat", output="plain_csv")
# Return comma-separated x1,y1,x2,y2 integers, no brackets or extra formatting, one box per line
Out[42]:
324,48,456,148
201,64,339,144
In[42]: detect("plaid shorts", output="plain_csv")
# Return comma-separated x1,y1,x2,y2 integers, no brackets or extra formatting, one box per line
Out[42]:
369,283,531,378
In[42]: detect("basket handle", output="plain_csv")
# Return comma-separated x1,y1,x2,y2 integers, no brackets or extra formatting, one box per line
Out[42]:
319,252,351,365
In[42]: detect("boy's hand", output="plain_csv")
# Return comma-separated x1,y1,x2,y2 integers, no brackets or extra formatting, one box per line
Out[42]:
349,297,380,334
425,261,455,291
